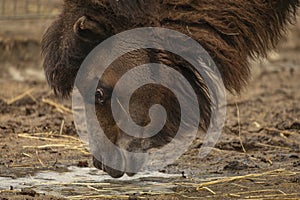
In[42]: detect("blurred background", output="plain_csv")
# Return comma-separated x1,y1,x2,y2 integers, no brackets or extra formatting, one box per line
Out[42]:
0,0,61,81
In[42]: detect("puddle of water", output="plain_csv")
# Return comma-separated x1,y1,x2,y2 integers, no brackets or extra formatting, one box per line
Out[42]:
0,166,180,198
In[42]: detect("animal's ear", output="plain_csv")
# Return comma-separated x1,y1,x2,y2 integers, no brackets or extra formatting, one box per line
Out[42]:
42,18,79,98
73,16,107,42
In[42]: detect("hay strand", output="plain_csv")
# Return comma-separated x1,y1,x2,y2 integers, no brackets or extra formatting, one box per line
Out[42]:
197,169,286,190
42,98,73,114
5,88,35,105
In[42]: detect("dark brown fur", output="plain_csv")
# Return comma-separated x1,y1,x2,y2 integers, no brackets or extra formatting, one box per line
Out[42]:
42,0,299,177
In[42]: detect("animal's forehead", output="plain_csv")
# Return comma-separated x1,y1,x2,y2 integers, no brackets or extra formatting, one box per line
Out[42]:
63,0,158,15
63,0,105,6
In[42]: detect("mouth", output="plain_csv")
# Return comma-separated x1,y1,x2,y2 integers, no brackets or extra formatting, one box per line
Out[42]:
92,155,137,178
93,156,126,178
91,136,148,178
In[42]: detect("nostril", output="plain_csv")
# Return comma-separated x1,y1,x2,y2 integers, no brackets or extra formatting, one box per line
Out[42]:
95,88,105,105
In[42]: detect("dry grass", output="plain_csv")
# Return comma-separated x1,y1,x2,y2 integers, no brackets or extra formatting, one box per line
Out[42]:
197,169,286,189
3,88,36,105
42,98,73,114
18,132,89,155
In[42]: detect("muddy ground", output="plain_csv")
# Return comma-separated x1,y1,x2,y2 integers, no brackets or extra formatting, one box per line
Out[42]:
0,5,300,200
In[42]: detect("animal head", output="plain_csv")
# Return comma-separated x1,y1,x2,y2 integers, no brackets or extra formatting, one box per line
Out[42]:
42,0,299,177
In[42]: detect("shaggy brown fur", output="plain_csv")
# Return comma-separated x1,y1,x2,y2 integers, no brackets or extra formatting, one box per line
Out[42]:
42,0,299,177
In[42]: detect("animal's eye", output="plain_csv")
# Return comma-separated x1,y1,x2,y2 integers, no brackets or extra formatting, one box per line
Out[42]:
95,88,105,105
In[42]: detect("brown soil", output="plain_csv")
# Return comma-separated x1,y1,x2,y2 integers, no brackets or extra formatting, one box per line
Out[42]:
0,4,299,200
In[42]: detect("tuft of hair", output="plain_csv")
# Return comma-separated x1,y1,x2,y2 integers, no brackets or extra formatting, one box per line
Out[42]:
107,0,299,93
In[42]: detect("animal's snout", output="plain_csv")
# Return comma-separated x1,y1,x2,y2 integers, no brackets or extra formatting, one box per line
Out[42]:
92,134,147,178
93,155,126,178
